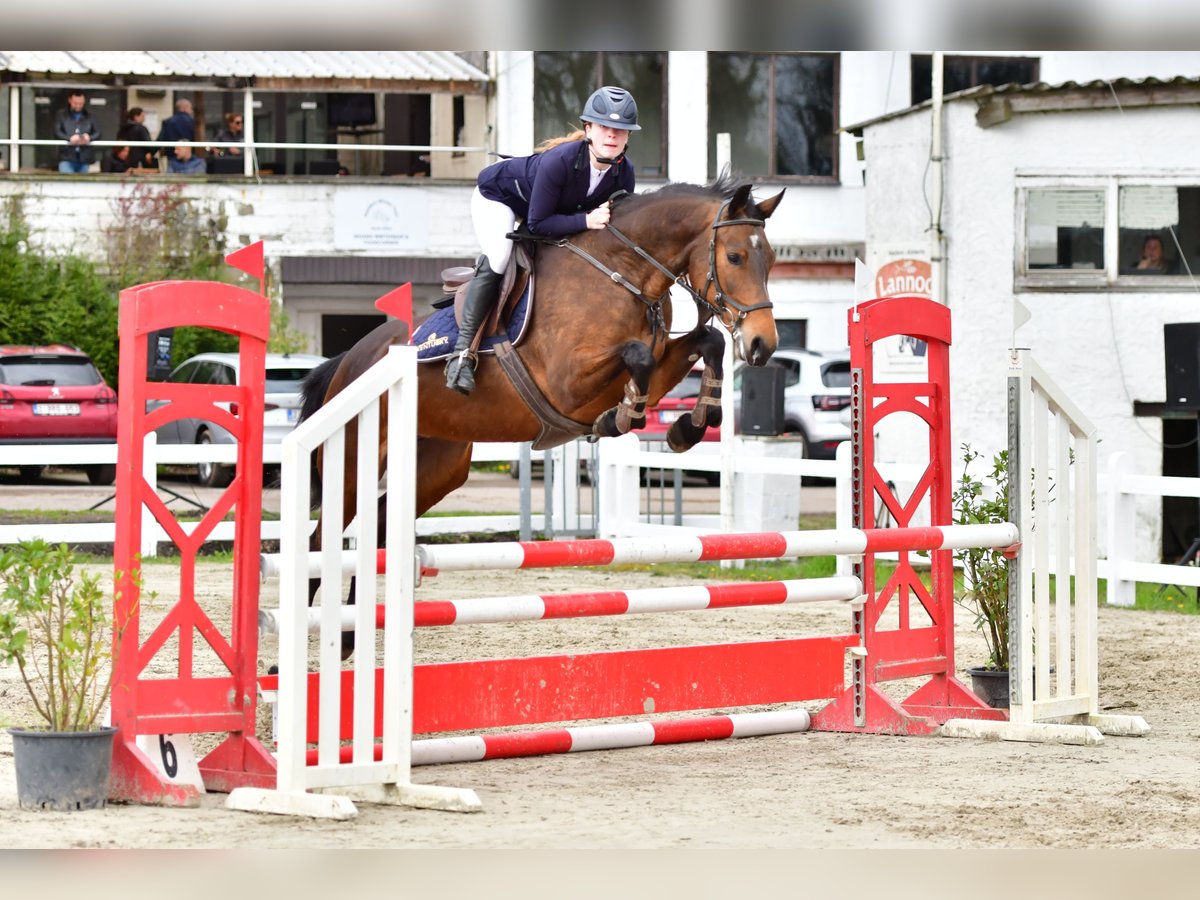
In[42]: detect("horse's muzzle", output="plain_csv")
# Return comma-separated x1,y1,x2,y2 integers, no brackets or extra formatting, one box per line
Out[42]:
735,330,775,367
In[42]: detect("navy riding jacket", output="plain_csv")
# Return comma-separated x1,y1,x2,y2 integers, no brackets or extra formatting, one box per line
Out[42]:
476,139,635,237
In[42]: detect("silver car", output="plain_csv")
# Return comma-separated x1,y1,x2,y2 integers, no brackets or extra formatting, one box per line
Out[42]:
154,352,327,486
732,349,851,459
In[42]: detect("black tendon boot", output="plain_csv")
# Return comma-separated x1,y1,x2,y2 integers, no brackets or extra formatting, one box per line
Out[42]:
444,256,502,395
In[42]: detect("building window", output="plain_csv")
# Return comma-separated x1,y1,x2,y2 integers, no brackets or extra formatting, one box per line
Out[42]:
911,54,1040,105
1118,185,1200,275
533,51,667,178
1017,178,1200,290
1024,188,1106,271
707,52,838,183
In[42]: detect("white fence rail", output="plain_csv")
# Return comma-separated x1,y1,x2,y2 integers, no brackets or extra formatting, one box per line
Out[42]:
5,428,1200,606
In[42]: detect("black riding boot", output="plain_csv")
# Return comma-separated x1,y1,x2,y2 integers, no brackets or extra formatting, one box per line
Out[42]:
444,257,502,395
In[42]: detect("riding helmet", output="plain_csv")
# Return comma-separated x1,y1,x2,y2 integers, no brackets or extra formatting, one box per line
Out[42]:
580,86,641,131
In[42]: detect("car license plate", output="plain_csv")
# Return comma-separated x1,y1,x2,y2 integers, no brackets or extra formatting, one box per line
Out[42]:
287,409,299,423
33,403,80,416
660,410,684,424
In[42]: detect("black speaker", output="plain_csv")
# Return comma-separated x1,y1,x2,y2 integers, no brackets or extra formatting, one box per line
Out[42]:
1164,323,1200,410
740,364,786,436
146,328,174,381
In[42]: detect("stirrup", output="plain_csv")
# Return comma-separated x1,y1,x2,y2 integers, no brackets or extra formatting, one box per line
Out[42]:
444,349,478,394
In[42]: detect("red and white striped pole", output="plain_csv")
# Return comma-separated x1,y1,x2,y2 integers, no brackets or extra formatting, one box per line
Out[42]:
258,575,864,634
259,523,1019,581
303,709,813,768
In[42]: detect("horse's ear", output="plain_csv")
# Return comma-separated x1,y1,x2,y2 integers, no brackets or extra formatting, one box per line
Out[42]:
729,183,754,216
755,188,785,220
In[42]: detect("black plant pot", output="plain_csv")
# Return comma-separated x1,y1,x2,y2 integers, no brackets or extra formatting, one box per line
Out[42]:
966,666,1010,709
8,726,117,811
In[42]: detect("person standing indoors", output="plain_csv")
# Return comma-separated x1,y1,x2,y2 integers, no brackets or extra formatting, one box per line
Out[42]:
210,112,244,156
53,89,99,174
117,107,154,169
444,85,640,395
156,98,195,160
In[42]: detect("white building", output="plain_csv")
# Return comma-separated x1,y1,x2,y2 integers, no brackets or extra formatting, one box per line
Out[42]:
849,75,1200,562
4,52,1200,544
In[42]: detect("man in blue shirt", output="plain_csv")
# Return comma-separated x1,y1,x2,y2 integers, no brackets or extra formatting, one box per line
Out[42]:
156,99,195,160
168,143,206,175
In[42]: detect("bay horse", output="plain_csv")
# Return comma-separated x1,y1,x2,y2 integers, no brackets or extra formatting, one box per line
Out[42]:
299,175,783,642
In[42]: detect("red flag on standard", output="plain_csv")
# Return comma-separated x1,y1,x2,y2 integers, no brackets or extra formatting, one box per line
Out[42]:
375,283,413,338
225,241,264,280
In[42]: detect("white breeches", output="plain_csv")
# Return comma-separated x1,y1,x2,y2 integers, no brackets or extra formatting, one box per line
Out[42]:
471,187,517,274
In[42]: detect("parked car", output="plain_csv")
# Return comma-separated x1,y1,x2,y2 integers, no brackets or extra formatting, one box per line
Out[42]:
152,352,327,487
732,349,852,459
0,344,118,485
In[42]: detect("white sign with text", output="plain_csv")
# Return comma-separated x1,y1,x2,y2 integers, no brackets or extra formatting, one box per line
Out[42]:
333,188,429,251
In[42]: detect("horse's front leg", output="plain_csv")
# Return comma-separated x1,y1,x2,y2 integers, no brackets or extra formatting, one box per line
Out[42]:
661,326,726,452
592,340,655,439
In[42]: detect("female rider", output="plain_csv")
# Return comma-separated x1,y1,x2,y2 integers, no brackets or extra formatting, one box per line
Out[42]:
445,85,641,394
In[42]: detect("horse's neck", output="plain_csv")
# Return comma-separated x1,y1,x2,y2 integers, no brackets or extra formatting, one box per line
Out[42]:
603,201,712,278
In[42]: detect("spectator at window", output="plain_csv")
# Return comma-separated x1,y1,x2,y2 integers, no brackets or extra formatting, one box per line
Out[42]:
53,89,99,174
101,145,134,173
210,112,244,156
156,99,195,159
117,107,155,170
168,142,206,175
1131,234,1177,274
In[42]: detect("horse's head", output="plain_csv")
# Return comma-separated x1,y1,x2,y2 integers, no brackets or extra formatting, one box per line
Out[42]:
700,182,785,366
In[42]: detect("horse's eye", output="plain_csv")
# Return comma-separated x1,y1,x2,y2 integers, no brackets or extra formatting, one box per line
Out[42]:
726,252,743,265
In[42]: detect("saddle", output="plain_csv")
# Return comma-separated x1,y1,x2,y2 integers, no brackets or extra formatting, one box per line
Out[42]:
435,229,594,450
436,232,544,354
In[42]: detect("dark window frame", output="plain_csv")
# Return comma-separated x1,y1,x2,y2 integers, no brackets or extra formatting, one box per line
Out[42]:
707,51,840,185
910,54,1041,105
533,51,668,179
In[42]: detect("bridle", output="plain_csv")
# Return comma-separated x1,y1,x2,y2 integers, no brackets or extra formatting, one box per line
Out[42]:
552,195,773,346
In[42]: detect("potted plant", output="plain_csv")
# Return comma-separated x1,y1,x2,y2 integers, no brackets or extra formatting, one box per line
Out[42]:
951,445,1013,708
0,540,122,810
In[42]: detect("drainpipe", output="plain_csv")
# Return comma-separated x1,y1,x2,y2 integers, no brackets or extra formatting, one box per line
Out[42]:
243,88,255,177
8,85,19,173
930,51,947,306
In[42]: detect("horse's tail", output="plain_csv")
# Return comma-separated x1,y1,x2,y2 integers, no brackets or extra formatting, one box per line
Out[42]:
298,352,346,506
299,352,346,425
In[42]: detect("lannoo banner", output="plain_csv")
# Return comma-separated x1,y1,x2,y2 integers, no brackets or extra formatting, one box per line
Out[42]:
869,247,932,378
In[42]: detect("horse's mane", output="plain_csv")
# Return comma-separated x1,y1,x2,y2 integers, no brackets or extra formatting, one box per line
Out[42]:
610,172,750,221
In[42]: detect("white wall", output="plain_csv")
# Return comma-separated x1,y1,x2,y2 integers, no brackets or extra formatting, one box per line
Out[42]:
0,178,479,262
860,96,1200,561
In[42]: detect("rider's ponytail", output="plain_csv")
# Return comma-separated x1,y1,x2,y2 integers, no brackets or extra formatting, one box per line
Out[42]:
534,129,585,153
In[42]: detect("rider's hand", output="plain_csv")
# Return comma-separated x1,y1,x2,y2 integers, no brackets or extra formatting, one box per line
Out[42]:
586,202,611,230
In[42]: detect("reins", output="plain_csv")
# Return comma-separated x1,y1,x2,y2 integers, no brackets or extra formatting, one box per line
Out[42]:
550,195,772,347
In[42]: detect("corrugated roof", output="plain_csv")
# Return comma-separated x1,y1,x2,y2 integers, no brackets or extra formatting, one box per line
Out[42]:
0,50,489,83
845,75,1200,134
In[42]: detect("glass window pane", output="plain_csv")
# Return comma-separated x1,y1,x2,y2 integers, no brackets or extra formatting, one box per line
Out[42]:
1118,185,1195,276
603,52,665,177
1025,189,1105,271
534,52,595,146
775,54,836,178
976,58,1038,88
708,53,770,178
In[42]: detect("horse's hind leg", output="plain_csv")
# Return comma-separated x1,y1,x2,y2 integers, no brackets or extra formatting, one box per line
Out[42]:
592,341,655,439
